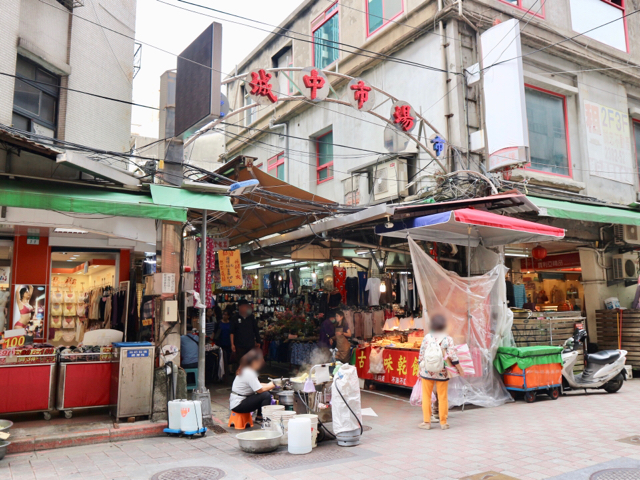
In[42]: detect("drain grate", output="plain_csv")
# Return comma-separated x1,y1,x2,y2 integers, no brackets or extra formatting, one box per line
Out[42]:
240,444,357,471
150,467,226,480
590,468,640,480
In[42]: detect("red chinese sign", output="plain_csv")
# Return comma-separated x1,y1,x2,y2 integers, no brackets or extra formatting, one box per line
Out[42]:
393,104,415,132
218,250,243,287
521,252,581,271
350,80,372,109
302,69,325,100
355,345,420,387
248,69,278,103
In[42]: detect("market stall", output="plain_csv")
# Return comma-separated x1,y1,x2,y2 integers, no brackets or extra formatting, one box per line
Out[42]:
375,208,566,407
56,347,114,418
0,343,57,418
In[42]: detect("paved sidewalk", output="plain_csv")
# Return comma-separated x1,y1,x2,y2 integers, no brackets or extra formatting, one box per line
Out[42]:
2,380,640,480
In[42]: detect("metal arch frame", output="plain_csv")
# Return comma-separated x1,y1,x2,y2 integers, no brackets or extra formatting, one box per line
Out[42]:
185,66,450,171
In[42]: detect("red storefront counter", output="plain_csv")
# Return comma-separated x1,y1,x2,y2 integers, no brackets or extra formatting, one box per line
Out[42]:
0,362,57,415
355,345,420,388
56,352,113,417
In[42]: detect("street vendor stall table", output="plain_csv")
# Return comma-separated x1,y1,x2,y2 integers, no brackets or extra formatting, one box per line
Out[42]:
0,346,57,419
56,349,114,418
356,345,420,388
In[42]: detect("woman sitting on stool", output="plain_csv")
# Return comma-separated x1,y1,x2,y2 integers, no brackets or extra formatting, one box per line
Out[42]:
229,349,275,421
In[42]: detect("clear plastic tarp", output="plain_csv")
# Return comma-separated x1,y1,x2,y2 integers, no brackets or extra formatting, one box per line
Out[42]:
408,237,514,408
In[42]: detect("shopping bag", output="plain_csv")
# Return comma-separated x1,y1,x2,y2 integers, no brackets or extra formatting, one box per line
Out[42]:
445,344,476,377
410,378,422,406
368,347,385,374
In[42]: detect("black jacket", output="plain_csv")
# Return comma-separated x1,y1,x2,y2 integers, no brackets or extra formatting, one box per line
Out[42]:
230,313,261,349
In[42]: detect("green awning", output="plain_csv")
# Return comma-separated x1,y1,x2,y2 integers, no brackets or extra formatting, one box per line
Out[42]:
530,196,640,226
0,179,187,222
150,185,234,213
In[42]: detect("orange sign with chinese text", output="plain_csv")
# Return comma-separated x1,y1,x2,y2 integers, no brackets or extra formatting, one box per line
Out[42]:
218,250,243,287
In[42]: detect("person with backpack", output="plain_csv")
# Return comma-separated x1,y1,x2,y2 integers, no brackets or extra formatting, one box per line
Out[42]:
417,313,464,430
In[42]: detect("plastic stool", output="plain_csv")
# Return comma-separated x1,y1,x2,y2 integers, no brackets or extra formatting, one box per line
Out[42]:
228,411,253,430
184,368,198,392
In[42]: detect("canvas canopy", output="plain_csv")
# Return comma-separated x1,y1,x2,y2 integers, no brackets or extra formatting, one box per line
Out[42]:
376,208,565,247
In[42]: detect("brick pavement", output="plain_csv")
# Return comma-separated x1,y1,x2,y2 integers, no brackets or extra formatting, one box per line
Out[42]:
2,379,640,480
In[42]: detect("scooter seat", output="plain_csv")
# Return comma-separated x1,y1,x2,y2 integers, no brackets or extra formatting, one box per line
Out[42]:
586,350,620,365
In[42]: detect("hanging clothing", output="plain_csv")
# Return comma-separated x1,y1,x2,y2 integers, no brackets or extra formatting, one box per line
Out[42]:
363,312,373,339
365,277,381,306
372,310,385,336
358,271,368,305
343,309,355,334
400,274,409,308
354,311,364,338
333,267,347,304
346,276,359,306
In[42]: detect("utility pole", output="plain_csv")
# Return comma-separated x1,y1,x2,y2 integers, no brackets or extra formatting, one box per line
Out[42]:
193,209,213,425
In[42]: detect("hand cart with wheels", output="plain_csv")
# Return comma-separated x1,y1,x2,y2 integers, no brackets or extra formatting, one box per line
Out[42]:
494,346,564,403
57,349,114,418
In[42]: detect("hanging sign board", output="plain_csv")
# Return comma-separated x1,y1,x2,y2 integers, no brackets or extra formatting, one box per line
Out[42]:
584,100,634,185
211,238,229,251
521,252,581,271
218,250,243,287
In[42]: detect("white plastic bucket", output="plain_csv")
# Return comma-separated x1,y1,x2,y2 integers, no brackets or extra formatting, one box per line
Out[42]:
261,404,284,418
296,414,319,448
268,411,297,445
287,417,312,455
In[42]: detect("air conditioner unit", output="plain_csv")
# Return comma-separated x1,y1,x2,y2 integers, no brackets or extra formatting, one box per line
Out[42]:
342,174,370,206
372,159,408,202
614,224,640,245
612,253,638,280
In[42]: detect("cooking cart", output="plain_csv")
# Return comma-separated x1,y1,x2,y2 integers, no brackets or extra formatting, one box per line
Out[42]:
57,348,114,418
0,347,57,419
495,345,564,403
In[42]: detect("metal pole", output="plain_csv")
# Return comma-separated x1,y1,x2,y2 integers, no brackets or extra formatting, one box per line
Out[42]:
198,209,207,391
193,209,213,425
467,226,471,341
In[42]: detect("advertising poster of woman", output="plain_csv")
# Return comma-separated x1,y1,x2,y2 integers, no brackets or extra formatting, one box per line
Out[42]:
12,285,46,338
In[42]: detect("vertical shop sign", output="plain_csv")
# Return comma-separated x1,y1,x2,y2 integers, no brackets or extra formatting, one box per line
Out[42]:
584,100,634,185
218,250,243,287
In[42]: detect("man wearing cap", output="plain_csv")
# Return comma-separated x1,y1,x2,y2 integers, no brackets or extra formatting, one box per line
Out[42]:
230,299,261,368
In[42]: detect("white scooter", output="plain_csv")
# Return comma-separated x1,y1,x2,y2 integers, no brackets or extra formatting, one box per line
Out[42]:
562,329,627,393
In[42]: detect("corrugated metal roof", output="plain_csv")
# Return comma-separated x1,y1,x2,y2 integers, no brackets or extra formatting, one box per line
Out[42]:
0,126,63,157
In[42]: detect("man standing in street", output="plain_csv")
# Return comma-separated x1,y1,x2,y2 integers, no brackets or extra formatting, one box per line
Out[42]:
230,299,261,368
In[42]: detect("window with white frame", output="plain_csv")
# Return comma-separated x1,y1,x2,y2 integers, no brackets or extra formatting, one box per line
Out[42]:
312,3,339,69
267,152,285,180
524,86,571,176
315,130,334,184
367,0,403,36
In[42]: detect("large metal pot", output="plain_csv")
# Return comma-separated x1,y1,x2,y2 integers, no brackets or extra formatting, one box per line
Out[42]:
0,420,13,433
0,441,10,461
274,390,294,406
236,430,282,453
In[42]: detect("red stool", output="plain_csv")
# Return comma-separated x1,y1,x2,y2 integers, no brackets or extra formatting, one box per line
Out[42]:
228,411,253,430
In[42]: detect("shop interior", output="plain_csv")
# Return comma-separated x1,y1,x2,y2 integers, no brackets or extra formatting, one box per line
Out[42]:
506,242,583,312
48,251,122,346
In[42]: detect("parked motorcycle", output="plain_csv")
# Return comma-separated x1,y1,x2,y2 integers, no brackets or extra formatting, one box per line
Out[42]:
562,329,627,393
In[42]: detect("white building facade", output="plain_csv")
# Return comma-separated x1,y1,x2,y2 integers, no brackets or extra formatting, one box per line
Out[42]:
221,0,640,208
0,0,137,153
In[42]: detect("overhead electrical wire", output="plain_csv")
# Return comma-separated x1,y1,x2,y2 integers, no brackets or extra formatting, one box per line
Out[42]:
481,6,640,72
169,0,459,75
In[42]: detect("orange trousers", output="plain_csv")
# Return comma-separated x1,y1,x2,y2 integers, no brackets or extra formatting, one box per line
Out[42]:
421,378,449,424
